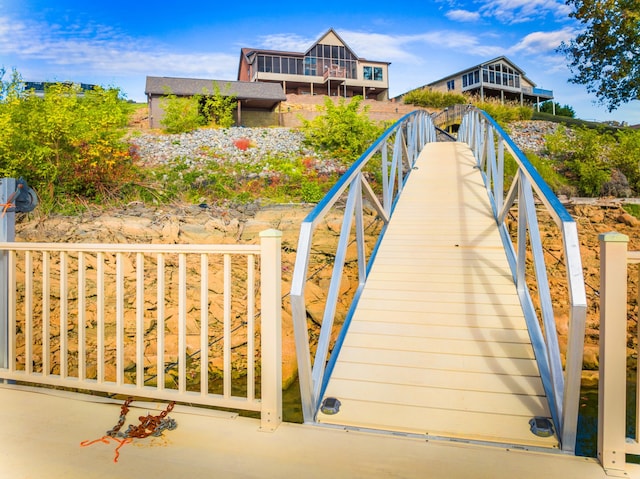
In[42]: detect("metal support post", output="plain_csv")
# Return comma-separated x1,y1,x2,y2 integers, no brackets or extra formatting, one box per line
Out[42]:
597,232,629,476
0,178,16,377
259,229,282,431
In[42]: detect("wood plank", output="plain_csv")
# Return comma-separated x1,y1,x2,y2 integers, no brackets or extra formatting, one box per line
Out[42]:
349,309,529,330
356,298,526,317
322,378,549,418
346,321,532,343
336,346,542,376
344,333,536,359
329,362,546,396
363,279,521,295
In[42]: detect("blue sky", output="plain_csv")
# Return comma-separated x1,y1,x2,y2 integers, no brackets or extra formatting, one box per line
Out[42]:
2,0,638,124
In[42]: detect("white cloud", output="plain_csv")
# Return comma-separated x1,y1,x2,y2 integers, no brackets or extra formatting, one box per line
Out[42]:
257,33,315,53
479,0,572,24
510,28,576,54
446,9,481,22
0,15,237,80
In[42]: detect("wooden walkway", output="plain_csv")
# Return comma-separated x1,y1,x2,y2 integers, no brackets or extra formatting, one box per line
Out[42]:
317,142,557,449
0,384,625,479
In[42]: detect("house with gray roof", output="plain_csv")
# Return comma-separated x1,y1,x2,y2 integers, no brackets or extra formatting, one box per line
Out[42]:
145,76,287,128
398,56,553,107
238,28,390,101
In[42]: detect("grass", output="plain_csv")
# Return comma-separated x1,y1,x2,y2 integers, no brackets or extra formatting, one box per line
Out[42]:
623,204,640,219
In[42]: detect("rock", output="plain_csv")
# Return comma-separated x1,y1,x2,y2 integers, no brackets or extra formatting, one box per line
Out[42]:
617,212,639,227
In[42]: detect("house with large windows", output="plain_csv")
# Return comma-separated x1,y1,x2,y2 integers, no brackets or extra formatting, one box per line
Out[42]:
237,28,390,101
410,56,553,107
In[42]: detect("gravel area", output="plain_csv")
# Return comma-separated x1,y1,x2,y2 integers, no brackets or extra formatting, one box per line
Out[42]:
506,120,561,155
129,127,316,167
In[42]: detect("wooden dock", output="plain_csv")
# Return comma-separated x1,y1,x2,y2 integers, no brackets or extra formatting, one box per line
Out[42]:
318,142,556,448
0,384,631,479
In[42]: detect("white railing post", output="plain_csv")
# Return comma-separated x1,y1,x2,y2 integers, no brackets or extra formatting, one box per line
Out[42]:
0,178,15,376
259,229,282,431
598,232,629,475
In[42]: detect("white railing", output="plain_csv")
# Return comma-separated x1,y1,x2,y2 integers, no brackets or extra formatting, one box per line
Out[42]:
598,233,640,475
0,190,282,430
290,110,436,422
458,108,587,453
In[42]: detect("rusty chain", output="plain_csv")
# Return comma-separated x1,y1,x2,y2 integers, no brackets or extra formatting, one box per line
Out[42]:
107,397,177,439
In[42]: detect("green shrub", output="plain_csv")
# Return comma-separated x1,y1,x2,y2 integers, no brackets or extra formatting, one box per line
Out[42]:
160,93,205,133
402,88,467,108
544,125,615,196
301,96,384,162
200,83,237,128
471,97,532,125
0,76,137,211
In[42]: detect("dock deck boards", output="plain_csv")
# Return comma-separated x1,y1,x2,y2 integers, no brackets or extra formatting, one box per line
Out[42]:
317,142,557,448
0,385,623,479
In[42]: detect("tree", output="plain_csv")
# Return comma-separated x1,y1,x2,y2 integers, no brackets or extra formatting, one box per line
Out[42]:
539,101,576,118
559,0,640,111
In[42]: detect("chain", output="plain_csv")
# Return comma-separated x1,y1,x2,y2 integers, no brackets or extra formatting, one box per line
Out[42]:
106,397,177,439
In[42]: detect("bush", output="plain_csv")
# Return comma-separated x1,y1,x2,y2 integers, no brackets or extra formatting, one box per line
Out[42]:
402,88,467,108
0,76,137,211
160,93,205,133
300,96,384,162
544,125,615,196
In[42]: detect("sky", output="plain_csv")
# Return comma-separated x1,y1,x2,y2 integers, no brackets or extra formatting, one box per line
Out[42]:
1,0,638,125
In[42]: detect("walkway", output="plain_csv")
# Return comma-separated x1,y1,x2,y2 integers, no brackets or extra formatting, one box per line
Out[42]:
317,142,555,448
0,384,626,479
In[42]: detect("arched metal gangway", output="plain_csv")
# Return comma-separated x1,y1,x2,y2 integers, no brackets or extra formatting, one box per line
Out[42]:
290,106,587,453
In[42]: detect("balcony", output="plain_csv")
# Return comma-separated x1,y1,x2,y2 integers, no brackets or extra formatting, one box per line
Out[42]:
323,65,347,82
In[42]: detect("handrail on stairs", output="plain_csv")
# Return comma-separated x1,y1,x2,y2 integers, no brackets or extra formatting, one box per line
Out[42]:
289,110,436,423
458,107,587,453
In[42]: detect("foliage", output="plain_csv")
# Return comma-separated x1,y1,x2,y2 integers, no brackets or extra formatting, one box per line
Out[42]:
471,97,533,125
200,83,237,128
160,92,205,133
0,73,137,211
402,88,467,108
147,153,340,205
539,101,576,118
559,0,640,111
300,96,384,162
544,125,615,196
611,129,640,191
160,83,237,133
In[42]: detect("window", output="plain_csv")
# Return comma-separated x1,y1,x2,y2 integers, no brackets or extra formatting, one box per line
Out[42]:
363,66,384,81
447,80,455,90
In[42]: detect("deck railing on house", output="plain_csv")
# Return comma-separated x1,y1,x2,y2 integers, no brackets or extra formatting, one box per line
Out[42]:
290,110,436,422
458,108,588,453
0,187,282,430
598,233,640,475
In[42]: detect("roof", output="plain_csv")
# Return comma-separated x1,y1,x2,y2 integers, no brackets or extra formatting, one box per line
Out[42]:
238,27,390,68
427,56,537,87
145,76,286,102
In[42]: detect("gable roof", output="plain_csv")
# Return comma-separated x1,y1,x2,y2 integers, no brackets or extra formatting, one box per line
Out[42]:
303,28,360,60
427,56,537,87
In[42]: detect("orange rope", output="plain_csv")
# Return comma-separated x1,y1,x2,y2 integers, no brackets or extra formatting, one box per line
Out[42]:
80,435,133,463
0,187,19,217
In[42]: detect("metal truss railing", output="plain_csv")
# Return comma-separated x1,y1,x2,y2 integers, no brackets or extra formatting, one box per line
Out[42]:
458,108,587,453
290,111,436,423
